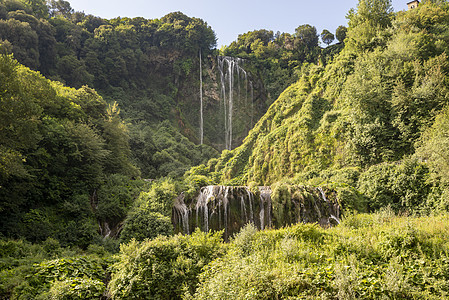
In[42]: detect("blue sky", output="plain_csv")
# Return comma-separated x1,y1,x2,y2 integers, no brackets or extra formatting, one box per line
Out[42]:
67,0,410,47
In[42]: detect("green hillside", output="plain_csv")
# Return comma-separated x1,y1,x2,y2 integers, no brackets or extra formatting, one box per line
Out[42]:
0,53,138,245
0,1,223,178
0,0,342,178
0,0,344,245
198,0,449,213
2,0,449,299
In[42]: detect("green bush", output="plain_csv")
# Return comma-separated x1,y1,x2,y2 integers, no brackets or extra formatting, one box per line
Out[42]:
0,241,112,300
120,210,173,242
33,256,107,284
357,159,431,212
230,223,258,256
95,174,145,233
119,179,178,242
48,277,105,300
108,229,225,299
193,214,449,299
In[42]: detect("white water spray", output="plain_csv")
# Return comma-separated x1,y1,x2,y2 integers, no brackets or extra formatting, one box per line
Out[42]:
217,56,251,150
199,50,203,145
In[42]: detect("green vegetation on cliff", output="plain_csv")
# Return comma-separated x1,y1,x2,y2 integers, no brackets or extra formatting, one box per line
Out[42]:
0,53,140,245
0,0,220,178
223,25,344,107
0,0,344,179
2,0,449,298
198,0,449,214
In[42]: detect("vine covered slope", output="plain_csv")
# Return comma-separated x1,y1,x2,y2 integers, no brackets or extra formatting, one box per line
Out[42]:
195,0,449,213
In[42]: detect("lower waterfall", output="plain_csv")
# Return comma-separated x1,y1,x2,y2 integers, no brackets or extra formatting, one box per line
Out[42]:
173,185,340,240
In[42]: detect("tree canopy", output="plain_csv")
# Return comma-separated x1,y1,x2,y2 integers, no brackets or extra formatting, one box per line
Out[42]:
320,29,335,46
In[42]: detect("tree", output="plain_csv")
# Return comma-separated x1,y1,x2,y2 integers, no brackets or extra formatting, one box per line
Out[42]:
417,106,449,185
0,55,42,181
336,25,347,43
102,102,138,176
48,0,73,18
320,29,335,46
346,0,394,51
347,0,393,29
295,24,319,48
25,0,49,19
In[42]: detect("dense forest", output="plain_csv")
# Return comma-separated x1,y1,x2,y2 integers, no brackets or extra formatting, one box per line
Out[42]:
1,0,449,299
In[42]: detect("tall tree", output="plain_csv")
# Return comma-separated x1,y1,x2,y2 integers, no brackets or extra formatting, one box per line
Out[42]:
25,0,49,19
48,0,73,18
335,25,347,43
294,24,319,48
346,0,394,51
320,29,335,46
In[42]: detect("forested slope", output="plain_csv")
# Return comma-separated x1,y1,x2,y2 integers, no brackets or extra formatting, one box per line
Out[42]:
0,53,140,245
0,0,222,178
0,0,345,178
0,0,346,245
196,0,449,213
2,0,449,299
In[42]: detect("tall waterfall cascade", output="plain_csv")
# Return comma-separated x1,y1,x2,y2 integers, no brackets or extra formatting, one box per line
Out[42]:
173,185,340,240
217,56,253,150
199,50,204,145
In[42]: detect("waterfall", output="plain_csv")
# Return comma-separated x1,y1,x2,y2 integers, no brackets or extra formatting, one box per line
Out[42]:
223,186,230,238
227,60,233,150
174,193,190,234
99,222,111,238
318,187,327,202
259,186,272,229
240,195,247,223
259,198,265,230
217,56,251,150
247,189,254,223
329,215,341,225
172,185,340,240
196,186,215,232
317,187,340,225
199,50,203,145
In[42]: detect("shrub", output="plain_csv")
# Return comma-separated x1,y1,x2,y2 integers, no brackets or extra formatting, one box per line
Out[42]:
48,277,105,300
119,178,178,242
108,229,225,299
357,159,431,212
95,174,144,230
120,210,172,242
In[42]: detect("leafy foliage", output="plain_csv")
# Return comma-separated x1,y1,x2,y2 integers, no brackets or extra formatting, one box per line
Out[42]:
0,54,137,245
120,179,177,242
197,0,449,214
0,0,220,178
108,229,225,299
95,174,147,235
321,29,335,46
192,213,449,299
2,0,449,299
0,238,113,300
222,24,338,103
48,277,105,300
336,25,348,43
